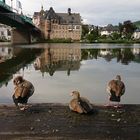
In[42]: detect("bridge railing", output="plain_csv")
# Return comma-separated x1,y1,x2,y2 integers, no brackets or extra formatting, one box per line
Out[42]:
0,1,35,27
20,15,34,25
0,1,12,12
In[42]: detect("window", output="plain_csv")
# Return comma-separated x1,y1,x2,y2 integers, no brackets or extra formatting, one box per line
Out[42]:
1,31,4,36
76,26,80,29
7,30,11,36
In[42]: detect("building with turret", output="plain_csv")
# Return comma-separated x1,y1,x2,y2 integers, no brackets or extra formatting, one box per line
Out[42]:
33,7,82,41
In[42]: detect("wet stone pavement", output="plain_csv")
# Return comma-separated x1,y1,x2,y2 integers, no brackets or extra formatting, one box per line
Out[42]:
0,103,139,140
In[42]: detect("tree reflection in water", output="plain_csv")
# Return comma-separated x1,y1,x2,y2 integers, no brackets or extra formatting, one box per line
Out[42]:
81,48,139,65
0,46,140,88
0,47,43,88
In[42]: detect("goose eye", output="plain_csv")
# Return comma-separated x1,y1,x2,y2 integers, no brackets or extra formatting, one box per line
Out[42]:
17,80,20,84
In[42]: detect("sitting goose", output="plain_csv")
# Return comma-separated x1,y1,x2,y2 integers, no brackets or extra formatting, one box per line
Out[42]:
106,75,125,107
13,76,34,110
69,91,93,114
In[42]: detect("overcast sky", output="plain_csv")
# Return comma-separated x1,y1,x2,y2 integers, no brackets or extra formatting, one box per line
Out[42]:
19,0,140,26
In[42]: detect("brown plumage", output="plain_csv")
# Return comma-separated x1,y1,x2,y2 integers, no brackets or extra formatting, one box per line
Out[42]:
13,76,34,98
106,75,125,104
69,91,93,114
13,76,34,110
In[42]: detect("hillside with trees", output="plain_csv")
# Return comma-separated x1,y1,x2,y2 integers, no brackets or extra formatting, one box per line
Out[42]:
82,20,139,43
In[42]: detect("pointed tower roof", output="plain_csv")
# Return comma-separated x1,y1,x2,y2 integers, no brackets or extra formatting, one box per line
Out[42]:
44,7,60,20
40,5,45,17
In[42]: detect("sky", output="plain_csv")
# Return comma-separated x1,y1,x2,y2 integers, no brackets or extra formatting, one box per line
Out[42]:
15,0,140,26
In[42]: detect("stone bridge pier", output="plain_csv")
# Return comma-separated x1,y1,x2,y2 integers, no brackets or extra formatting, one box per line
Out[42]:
11,28,41,44
11,28,31,44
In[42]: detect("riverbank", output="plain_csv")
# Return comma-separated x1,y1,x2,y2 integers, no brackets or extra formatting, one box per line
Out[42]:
1,40,140,45
0,103,139,140
81,39,140,44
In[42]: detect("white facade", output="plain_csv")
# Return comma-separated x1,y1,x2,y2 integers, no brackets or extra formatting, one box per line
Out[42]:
100,24,119,36
133,30,140,39
0,24,11,41
100,30,118,36
100,31,112,36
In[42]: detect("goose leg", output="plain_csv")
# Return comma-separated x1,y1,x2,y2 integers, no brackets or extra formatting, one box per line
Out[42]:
114,102,122,108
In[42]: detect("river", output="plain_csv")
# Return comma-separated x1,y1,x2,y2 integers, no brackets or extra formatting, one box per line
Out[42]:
0,43,140,104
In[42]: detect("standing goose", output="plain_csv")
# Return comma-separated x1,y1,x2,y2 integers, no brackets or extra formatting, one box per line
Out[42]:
106,75,125,107
13,76,34,110
69,91,93,114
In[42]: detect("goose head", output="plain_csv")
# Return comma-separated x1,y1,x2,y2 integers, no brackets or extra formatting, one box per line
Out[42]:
115,75,121,81
70,91,80,99
13,76,24,86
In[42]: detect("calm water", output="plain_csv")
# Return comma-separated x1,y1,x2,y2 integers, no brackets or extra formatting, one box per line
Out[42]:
0,43,140,104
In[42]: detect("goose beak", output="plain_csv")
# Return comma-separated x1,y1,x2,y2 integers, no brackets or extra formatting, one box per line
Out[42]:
70,92,73,96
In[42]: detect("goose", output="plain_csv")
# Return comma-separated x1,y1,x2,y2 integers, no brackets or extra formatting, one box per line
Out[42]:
69,91,93,114
13,76,34,110
106,75,125,108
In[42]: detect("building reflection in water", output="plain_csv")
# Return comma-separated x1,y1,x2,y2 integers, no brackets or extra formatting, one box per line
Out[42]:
0,44,140,104
34,45,81,76
0,47,13,63
0,45,140,88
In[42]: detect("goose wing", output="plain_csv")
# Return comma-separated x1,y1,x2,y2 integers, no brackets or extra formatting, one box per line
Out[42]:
79,97,93,113
118,81,125,96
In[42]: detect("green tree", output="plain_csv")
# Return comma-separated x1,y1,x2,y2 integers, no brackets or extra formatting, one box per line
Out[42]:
110,32,120,40
118,23,123,37
82,25,89,39
86,33,94,43
90,26,99,40
122,20,137,39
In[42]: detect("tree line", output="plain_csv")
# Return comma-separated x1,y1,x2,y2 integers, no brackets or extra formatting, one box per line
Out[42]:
82,20,138,43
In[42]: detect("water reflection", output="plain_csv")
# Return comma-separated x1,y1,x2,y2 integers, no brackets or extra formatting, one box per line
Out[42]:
1,46,140,87
0,44,140,104
0,47,13,63
34,46,81,76
0,46,43,88
81,48,140,65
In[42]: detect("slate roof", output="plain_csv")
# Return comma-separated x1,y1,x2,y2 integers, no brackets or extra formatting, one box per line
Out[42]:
33,12,40,18
57,13,81,25
101,24,119,32
33,7,81,25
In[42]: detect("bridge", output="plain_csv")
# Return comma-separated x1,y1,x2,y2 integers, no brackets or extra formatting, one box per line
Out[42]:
0,1,42,44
